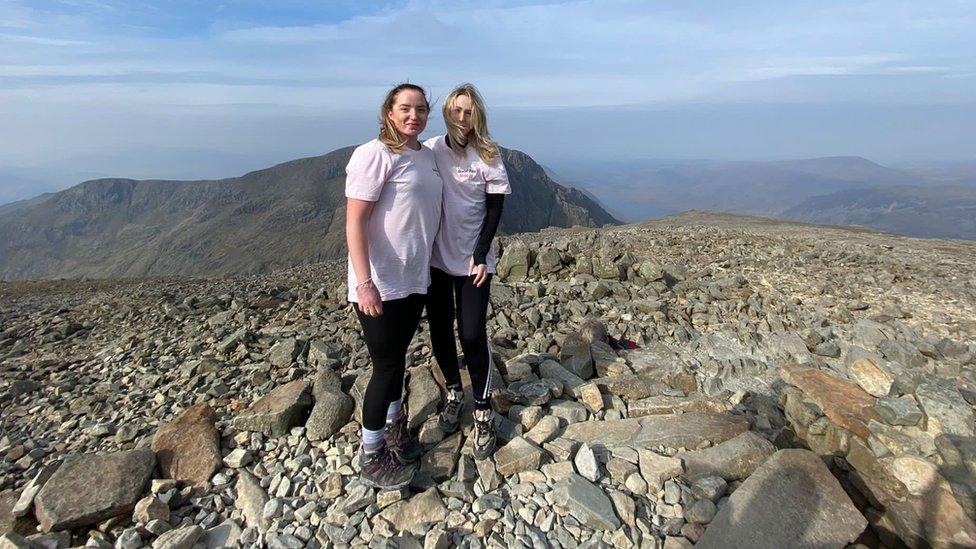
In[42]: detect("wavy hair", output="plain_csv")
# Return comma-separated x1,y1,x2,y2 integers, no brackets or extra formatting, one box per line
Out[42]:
379,83,430,154
443,83,499,163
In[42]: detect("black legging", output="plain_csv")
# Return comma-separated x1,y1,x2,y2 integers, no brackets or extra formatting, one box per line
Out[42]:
355,293,425,431
426,267,493,410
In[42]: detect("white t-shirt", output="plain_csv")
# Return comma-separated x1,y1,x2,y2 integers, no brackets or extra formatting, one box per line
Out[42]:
345,139,443,302
423,136,512,276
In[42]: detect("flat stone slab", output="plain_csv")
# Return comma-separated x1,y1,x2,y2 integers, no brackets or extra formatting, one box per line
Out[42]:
628,395,727,417
781,363,879,438
695,449,866,549
678,431,776,481
152,403,221,487
561,412,749,450
34,448,155,532
591,374,669,400
552,473,621,531
234,379,312,437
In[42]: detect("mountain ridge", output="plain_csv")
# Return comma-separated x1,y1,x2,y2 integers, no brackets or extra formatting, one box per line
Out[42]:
0,146,617,281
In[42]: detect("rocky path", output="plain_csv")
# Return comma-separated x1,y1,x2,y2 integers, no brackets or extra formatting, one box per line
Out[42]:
1,214,975,548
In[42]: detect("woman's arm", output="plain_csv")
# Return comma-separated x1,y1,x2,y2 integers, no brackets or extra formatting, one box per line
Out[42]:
469,192,505,287
346,197,383,316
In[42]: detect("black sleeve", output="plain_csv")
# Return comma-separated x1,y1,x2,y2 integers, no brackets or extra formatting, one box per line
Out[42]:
473,193,505,265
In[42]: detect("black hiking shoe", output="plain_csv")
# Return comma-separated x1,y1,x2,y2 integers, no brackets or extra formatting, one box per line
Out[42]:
438,388,464,434
472,409,497,460
359,443,416,490
385,408,423,464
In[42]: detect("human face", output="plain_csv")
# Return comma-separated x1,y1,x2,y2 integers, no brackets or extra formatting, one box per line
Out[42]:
450,94,474,137
386,89,429,141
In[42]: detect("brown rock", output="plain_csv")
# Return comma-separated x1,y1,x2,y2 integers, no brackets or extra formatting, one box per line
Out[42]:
494,437,546,476
152,403,221,487
0,491,36,536
781,363,879,438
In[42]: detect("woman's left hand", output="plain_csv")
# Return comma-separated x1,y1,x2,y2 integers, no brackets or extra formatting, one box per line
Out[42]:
469,258,488,287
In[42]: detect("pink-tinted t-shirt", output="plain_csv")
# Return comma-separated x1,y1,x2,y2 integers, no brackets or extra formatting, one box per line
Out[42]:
423,136,512,276
345,139,443,302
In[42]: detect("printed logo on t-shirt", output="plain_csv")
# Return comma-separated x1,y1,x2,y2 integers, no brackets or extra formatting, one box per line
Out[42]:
454,165,477,182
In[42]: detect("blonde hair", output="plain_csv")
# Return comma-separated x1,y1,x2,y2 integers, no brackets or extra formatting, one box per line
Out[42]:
442,83,499,163
379,83,430,154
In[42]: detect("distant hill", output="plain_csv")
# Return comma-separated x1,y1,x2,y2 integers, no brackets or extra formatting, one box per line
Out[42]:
783,185,976,240
555,156,976,240
0,146,617,281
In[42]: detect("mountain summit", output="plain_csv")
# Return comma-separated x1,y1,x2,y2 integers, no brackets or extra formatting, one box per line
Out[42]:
0,146,617,281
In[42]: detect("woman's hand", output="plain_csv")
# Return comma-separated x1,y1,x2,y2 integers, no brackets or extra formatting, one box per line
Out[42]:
469,257,488,287
356,281,383,317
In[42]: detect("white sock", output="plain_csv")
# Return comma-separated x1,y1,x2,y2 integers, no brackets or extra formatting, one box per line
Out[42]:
362,426,385,452
386,399,402,421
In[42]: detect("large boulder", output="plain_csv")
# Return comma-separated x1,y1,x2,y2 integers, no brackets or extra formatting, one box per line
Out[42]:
34,448,155,532
233,379,312,437
151,403,221,487
695,449,866,549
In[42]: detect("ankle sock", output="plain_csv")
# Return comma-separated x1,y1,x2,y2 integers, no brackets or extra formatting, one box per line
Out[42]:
362,427,385,453
386,399,402,421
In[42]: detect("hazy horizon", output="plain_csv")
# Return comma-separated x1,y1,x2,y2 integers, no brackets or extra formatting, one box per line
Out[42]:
2,0,975,203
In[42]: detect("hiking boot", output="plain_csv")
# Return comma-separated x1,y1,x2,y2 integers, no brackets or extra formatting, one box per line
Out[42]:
438,388,465,434
385,407,423,464
472,409,497,460
359,443,415,490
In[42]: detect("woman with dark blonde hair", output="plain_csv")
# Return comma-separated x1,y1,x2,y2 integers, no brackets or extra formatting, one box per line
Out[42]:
424,83,511,459
345,83,442,488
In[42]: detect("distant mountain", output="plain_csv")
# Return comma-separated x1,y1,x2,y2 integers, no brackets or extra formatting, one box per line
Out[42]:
783,185,976,240
554,155,976,240
0,146,617,281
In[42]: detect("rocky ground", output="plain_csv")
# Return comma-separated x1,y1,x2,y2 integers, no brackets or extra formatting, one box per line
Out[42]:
1,211,975,548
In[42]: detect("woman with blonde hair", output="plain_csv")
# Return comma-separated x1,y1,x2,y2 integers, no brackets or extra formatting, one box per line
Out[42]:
424,83,511,459
346,83,442,488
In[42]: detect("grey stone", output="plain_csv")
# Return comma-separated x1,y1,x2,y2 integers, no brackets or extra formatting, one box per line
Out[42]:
552,474,620,531
235,471,269,532
498,240,531,280
34,448,155,532
694,449,867,549
874,396,923,426
691,476,727,502
407,366,442,430
574,443,600,482
559,333,594,379
678,431,776,481
233,379,313,437
916,380,974,436
305,390,354,441
538,360,586,397
152,525,203,549
268,338,300,368
536,247,563,275
199,520,242,549
686,499,717,524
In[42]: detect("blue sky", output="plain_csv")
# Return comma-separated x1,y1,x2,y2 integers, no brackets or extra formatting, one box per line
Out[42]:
1,0,974,197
